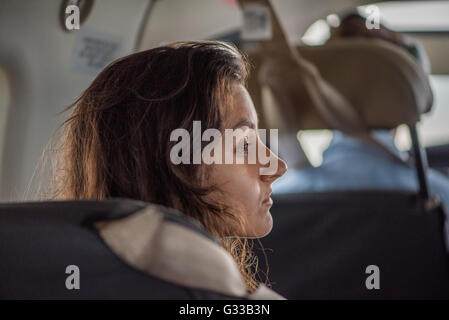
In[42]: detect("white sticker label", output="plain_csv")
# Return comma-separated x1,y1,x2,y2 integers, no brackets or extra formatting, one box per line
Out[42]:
72,29,124,76
241,3,272,41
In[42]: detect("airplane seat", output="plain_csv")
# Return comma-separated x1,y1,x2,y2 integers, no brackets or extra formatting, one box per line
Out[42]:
262,191,449,299
0,199,282,299
254,39,449,299
256,37,433,133
294,38,433,130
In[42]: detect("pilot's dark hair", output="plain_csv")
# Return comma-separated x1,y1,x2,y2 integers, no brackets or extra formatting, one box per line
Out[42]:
330,12,405,47
330,12,428,70
48,41,262,293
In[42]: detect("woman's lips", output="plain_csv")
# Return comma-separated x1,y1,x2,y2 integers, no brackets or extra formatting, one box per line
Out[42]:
262,191,273,206
262,197,273,206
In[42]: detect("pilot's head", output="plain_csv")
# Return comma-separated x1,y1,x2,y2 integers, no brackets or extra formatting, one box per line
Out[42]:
329,12,431,141
330,12,404,47
330,12,430,73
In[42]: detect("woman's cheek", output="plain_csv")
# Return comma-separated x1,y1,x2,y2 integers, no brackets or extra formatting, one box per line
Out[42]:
237,166,261,208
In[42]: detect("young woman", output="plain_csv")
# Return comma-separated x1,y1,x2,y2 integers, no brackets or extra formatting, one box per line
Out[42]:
50,41,287,293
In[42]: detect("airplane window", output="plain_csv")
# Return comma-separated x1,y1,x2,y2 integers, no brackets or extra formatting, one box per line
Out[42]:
385,74,449,151
360,1,449,32
300,19,330,45
394,124,411,152
420,75,449,147
297,130,333,167
300,14,340,46
0,67,10,192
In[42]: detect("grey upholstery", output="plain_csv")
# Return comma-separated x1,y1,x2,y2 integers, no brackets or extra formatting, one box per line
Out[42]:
0,199,244,299
258,191,449,299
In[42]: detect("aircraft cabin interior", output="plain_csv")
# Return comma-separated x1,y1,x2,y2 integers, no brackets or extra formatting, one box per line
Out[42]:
0,0,449,304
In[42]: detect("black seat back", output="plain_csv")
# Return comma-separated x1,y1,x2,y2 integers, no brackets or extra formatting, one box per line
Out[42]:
0,199,243,299
259,191,449,299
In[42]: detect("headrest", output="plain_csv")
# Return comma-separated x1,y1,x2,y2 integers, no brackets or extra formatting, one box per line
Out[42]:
255,38,434,130
403,40,432,75
0,199,284,299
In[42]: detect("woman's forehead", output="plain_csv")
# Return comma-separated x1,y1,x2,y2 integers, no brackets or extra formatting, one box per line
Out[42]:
224,84,258,130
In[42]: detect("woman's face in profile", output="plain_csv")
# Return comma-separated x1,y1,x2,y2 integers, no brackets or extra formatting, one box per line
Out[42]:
206,84,287,238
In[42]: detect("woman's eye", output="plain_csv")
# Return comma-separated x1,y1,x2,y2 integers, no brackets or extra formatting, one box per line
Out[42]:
240,137,250,154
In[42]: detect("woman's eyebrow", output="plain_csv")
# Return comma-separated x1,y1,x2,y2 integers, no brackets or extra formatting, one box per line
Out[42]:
232,119,256,130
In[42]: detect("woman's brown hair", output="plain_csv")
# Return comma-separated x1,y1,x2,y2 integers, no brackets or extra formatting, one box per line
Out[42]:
45,41,267,293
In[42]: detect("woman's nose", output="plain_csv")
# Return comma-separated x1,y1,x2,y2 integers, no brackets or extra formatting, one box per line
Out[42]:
260,146,288,183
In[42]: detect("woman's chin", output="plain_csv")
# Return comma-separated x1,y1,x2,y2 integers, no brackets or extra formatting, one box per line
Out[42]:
261,211,274,237
248,211,273,238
